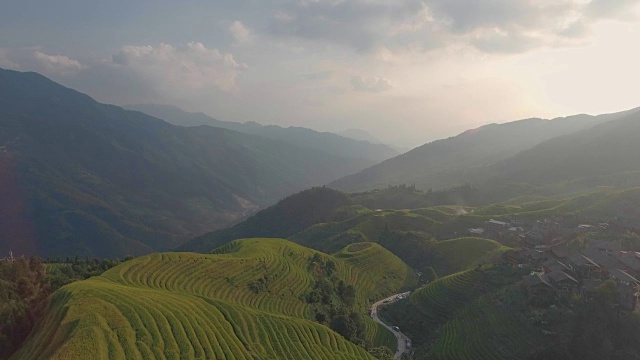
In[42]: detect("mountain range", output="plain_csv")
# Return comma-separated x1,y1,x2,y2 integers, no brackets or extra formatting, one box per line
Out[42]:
6,67,640,360
330,108,640,195
0,68,379,258
4,67,640,260
126,104,399,165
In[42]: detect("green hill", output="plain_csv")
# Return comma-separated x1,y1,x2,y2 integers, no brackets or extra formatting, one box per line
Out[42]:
179,187,352,253
0,68,371,258
427,237,509,275
182,187,519,278
12,239,415,359
291,211,508,276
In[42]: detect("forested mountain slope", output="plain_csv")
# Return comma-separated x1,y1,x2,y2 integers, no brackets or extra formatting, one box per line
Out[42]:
127,104,399,165
330,108,638,193
497,109,640,188
0,69,369,258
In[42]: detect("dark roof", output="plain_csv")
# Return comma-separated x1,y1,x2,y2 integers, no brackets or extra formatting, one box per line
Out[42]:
543,237,563,246
547,270,579,284
551,245,569,258
542,259,570,273
567,253,599,268
582,247,622,272
616,252,640,271
586,240,621,252
523,274,553,288
523,249,547,260
524,236,542,245
612,269,640,285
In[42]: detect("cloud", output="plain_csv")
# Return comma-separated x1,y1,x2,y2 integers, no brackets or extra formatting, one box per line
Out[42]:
110,42,247,92
33,51,85,75
0,48,21,69
587,0,640,19
558,19,591,38
269,1,425,51
470,28,540,54
0,47,86,75
351,75,393,92
267,0,640,54
229,21,252,44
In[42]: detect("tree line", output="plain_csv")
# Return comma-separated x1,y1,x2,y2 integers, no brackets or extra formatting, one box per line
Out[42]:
0,256,124,358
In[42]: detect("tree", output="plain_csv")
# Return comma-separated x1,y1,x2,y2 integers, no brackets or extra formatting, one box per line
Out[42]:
326,260,336,276
621,231,640,251
424,267,438,283
0,257,51,358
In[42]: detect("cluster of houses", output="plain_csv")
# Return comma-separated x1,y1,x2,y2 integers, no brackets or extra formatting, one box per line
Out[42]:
515,243,640,310
470,219,523,237
491,219,640,311
469,218,640,311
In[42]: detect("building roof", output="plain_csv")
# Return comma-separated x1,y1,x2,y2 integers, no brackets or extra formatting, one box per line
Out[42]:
612,269,640,285
582,247,622,272
616,252,640,271
542,236,563,246
488,219,508,226
523,274,553,289
551,245,569,259
567,253,599,268
547,270,579,284
524,235,542,246
586,240,621,252
542,259,570,273
523,248,548,261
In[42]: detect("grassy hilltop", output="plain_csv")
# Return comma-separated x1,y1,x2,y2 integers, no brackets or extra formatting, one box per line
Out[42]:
12,238,415,360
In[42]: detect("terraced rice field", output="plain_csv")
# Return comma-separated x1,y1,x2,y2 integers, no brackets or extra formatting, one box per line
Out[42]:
409,269,484,322
291,209,439,254
427,299,545,360
335,242,417,300
393,267,543,360
429,237,509,274
13,238,413,360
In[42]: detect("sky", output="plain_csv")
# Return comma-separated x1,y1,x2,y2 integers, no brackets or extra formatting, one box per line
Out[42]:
1,0,640,148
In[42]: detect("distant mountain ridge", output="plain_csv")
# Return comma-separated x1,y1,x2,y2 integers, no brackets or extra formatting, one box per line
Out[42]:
126,104,399,165
338,128,383,144
330,108,640,193
497,109,640,187
0,68,375,258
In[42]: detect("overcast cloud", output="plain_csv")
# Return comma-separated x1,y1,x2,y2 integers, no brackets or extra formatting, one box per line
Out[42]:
1,0,640,147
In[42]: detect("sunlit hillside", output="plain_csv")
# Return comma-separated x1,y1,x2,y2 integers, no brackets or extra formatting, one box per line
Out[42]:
12,239,415,359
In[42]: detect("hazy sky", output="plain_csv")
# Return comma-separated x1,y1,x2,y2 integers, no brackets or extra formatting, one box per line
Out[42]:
1,0,640,147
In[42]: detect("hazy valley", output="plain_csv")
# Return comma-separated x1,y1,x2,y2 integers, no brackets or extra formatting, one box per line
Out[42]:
4,9,640,358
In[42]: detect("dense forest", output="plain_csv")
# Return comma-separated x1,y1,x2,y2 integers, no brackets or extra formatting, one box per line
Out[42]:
0,256,121,358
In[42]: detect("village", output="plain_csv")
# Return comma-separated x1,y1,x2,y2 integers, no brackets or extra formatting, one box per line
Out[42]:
471,217,640,312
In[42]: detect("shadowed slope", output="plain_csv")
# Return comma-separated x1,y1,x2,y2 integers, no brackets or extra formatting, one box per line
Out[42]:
0,68,368,258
